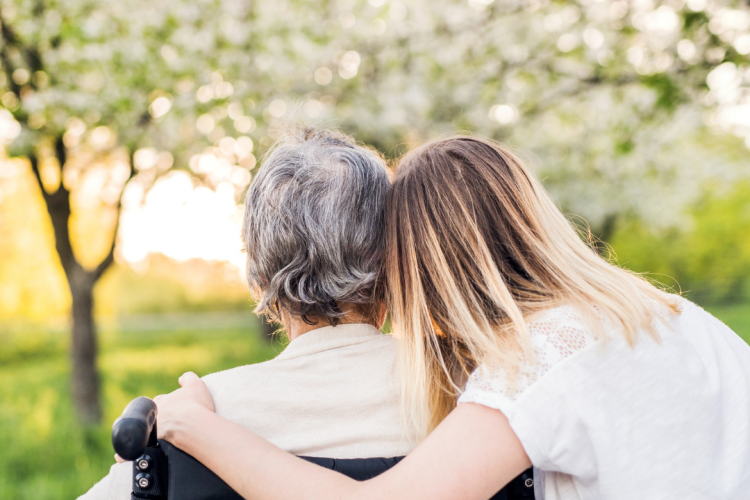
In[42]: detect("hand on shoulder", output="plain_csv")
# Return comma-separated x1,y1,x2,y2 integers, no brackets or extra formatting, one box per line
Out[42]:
155,372,216,444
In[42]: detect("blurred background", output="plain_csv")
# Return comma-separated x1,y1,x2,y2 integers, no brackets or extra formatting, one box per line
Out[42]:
0,0,749,497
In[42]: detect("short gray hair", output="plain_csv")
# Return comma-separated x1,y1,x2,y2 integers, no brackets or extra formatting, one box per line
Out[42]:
243,126,390,325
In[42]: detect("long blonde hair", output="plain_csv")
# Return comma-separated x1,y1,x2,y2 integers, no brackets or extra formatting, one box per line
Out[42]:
384,136,679,439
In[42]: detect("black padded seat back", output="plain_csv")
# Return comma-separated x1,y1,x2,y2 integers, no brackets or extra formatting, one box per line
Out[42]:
300,455,405,481
131,440,534,500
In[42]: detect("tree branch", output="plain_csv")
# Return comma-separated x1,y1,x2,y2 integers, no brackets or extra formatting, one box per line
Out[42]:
0,9,22,96
28,152,47,199
92,220,118,281
39,134,81,279
91,148,137,281
0,4,46,115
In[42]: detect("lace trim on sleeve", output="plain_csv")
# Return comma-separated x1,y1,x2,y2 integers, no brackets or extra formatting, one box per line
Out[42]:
459,305,597,406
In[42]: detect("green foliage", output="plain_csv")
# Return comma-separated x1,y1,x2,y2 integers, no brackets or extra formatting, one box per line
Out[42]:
0,0,747,234
614,137,634,155
0,325,280,500
640,74,683,111
610,182,750,305
705,304,750,344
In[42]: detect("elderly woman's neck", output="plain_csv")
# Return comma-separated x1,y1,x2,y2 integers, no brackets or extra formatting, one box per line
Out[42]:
285,317,328,342
281,305,386,342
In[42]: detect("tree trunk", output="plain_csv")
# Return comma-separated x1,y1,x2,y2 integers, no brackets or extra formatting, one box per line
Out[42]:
1,10,135,424
69,270,102,425
29,143,121,426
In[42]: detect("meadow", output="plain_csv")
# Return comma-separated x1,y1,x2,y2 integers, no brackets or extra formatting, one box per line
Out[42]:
1,304,748,500
0,323,282,500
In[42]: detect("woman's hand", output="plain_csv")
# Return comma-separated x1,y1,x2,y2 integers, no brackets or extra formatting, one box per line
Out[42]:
154,372,215,444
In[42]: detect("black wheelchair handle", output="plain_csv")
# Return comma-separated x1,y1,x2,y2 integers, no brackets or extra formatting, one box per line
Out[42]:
112,397,158,461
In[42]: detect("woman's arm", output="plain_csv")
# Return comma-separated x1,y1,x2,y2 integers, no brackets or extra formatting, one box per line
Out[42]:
156,372,531,500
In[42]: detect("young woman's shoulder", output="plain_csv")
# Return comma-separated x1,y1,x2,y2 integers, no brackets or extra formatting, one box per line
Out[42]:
458,304,598,411
458,297,745,411
524,304,598,364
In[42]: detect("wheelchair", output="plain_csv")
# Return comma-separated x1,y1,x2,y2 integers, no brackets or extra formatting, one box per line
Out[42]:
113,397,535,500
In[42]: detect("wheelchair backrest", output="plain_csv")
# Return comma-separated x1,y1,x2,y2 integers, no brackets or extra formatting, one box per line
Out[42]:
115,397,534,500
130,440,534,500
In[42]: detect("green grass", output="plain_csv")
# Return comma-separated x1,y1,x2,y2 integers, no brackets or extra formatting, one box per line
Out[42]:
705,303,750,344
1,305,748,500
0,324,280,500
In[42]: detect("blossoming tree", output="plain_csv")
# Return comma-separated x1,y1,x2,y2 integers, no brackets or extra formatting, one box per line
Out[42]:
1,0,748,424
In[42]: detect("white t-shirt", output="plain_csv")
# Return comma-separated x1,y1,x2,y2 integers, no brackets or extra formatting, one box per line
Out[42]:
458,299,750,500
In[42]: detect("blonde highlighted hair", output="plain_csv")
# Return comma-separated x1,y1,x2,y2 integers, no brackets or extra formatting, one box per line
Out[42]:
385,136,679,438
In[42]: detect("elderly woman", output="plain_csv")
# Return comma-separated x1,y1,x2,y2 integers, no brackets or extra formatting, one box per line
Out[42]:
78,126,413,499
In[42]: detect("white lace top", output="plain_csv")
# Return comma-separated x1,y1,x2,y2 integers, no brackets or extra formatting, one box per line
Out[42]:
463,305,597,405
458,300,750,500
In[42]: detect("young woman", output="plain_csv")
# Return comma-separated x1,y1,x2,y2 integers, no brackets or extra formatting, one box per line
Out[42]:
155,136,750,499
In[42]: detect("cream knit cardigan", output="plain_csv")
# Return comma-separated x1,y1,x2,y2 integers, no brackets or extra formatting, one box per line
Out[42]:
78,323,413,500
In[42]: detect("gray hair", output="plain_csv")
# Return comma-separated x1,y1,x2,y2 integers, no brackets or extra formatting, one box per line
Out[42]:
243,126,390,325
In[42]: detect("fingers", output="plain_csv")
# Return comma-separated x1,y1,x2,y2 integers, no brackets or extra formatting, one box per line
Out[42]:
153,394,164,411
179,371,200,387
